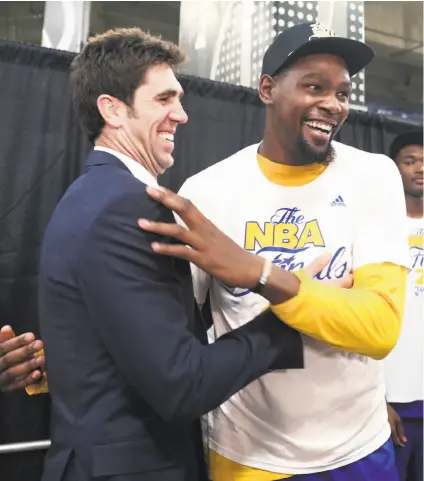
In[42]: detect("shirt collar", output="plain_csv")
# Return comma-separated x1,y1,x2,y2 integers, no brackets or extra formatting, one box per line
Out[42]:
94,146,158,187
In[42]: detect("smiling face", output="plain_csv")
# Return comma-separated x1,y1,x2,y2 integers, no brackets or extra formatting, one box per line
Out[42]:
395,144,423,198
97,63,188,176
123,63,188,174
259,53,351,165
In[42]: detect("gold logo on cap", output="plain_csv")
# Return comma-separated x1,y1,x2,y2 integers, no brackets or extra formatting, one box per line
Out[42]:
309,22,336,39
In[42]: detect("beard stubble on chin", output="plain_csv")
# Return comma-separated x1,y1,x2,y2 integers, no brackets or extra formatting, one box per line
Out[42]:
294,134,336,166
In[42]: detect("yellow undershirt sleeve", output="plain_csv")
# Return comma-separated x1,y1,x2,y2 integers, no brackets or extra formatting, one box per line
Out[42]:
271,262,407,360
25,349,49,395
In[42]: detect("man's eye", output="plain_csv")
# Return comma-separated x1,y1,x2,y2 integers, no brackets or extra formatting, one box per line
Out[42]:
339,91,350,99
158,97,169,103
307,85,321,92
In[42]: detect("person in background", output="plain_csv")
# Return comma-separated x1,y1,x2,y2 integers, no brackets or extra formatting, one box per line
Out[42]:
137,22,410,481
384,130,423,481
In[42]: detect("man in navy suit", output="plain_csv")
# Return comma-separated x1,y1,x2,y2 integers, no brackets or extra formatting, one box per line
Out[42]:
36,28,305,481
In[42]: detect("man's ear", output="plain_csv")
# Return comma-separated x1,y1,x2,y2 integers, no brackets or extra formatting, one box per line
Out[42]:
258,75,276,106
97,94,126,129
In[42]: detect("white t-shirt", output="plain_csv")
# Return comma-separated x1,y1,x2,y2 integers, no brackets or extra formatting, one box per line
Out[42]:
384,217,424,403
179,141,410,474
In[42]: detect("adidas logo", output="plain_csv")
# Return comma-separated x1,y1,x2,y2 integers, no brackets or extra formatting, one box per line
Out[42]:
330,195,346,207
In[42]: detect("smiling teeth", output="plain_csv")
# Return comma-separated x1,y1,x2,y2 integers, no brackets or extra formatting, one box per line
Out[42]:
159,133,174,142
305,121,333,132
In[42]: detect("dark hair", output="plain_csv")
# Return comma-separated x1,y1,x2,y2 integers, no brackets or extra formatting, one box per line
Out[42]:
70,28,185,143
389,130,423,163
271,65,291,82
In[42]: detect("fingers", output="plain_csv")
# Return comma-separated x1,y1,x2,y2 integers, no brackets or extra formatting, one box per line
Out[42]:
138,219,192,245
0,351,45,392
0,337,45,391
2,371,43,392
0,358,45,392
395,419,407,447
388,409,407,447
304,253,333,277
391,425,403,447
0,325,16,342
0,332,39,357
391,424,405,447
145,186,199,227
149,242,195,261
0,340,44,368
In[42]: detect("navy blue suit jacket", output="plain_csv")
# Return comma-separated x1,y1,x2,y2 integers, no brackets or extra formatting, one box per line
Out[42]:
38,150,303,481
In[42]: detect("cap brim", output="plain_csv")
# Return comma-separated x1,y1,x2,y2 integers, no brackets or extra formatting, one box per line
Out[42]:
282,37,374,76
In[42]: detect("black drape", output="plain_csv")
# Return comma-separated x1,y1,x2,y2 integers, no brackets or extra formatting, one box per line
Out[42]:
0,40,421,481
0,42,90,481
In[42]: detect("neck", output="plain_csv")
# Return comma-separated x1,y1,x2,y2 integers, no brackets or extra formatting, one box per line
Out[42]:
260,121,300,166
95,133,160,179
406,194,423,218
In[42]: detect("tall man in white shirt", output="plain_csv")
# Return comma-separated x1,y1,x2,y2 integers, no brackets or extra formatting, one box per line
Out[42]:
138,21,410,481
384,130,423,481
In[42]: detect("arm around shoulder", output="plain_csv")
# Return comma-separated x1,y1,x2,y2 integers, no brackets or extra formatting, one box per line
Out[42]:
78,189,302,423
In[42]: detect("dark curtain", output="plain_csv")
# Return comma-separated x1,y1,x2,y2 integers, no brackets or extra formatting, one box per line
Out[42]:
0,40,421,481
0,42,90,481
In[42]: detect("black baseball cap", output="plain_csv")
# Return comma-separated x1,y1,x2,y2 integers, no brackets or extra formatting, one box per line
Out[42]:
389,130,423,160
261,21,374,77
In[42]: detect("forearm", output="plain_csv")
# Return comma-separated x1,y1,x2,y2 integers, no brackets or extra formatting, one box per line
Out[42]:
261,264,301,304
270,263,407,360
168,309,303,423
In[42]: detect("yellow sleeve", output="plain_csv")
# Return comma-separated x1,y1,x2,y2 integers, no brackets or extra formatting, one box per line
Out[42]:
25,349,49,395
271,262,407,360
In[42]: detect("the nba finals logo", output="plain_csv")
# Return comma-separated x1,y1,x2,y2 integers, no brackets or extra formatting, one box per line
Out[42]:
410,230,424,297
230,207,349,297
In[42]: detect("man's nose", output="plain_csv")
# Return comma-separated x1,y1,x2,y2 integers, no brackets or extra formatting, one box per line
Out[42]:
169,103,188,125
319,95,342,115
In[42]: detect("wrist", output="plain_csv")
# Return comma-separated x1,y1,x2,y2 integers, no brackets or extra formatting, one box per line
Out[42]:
261,265,301,305
243,254,267,290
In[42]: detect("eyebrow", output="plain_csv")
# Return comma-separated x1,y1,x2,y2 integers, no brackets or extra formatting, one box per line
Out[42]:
402,153,422,160
155,89,184,100
299,73,352,89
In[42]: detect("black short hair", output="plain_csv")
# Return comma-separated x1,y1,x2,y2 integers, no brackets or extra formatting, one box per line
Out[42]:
389,130,423,161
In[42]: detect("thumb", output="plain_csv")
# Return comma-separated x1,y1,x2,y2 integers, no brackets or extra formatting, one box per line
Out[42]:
304,252,333,278
0,325,16,342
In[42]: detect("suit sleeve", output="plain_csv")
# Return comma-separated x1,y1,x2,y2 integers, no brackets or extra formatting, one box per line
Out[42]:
77,189,303,424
